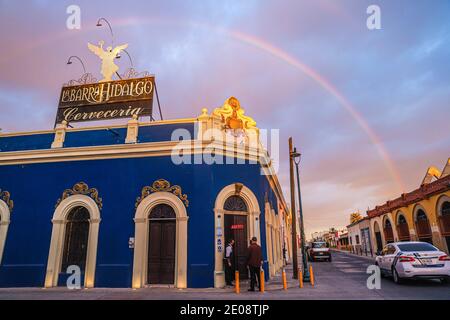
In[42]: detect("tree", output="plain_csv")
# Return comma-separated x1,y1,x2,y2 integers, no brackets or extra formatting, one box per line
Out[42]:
350,212,363,224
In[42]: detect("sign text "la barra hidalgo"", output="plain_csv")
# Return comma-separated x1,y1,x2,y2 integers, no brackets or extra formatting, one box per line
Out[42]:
56,76,154,123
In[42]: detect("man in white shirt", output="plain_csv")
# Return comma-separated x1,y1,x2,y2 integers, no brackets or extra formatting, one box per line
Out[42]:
224,239,235,286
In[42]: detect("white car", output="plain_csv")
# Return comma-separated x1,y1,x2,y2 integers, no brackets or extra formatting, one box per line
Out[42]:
375,241,450,284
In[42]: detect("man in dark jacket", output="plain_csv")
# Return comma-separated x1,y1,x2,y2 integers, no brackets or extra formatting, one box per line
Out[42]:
246,237,263,292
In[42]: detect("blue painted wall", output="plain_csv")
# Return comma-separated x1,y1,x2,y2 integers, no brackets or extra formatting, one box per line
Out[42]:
0,122,195,152
0,123,282,288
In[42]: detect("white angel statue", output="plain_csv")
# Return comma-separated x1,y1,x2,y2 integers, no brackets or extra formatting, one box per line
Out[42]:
88,41,128,82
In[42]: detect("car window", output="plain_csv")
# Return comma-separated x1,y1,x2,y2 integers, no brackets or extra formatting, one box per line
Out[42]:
312,242,327,248
381,246,389,256
387,245,396,255
397,243,438,252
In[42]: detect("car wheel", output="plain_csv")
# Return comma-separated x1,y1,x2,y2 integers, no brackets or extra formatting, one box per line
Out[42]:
328,257,332,262
375,262,385,278
440,278,448,284
392,267,403,284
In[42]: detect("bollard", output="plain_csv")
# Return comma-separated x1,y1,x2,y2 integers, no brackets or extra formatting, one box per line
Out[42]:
299,269,303,288
282,269,287,290
260,268,265,293
235,271,240,294
309,265,315,287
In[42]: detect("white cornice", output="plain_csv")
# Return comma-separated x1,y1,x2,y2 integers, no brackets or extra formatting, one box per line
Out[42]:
0,138,288,212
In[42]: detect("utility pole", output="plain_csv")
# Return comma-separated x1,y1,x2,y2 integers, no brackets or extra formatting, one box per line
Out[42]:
294,149,310,281
289,137,299,279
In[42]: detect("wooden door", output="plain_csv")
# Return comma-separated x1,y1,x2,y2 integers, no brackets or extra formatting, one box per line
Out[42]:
148,204,176,285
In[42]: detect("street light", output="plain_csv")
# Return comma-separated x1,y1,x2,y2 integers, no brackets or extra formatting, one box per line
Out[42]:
288,138,299,279
96,17,114,49
293,147,311,282
66,56,87,75
118,49,134,67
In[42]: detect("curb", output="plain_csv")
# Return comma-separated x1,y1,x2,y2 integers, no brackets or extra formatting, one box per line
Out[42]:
331,249,376,262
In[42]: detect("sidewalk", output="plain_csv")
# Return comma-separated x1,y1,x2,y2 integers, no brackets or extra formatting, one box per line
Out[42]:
331,248,376,262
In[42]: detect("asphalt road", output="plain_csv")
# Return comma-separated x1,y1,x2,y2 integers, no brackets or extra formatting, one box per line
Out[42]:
308,250,450,300
0,250,448,300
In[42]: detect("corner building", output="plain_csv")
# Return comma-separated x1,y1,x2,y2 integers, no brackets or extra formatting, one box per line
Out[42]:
0,97,291,289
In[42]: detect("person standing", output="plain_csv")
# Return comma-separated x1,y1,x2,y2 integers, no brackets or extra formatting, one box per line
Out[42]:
224,239,235,286
246,237,263,292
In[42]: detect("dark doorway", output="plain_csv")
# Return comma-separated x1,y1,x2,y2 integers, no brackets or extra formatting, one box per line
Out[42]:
61,206,90,272
397,215,410,241
224,214,248,280
384,219,394,243
375,232,383,253
440,202,450,253
416,209,433,244
148,204,176,285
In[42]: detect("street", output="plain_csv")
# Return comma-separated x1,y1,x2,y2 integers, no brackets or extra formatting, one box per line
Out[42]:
0,250,448,300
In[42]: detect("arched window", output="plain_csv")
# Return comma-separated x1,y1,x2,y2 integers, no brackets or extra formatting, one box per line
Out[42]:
383,218,394,243
417,209,428,221
442,202,450,216
439,201,450,239
149,204,176,219
61,207,90,272
415,208,432,243
397,214,410,241
224,196,247,212
398,215,407,225
45,193,101,288
385,219,392,228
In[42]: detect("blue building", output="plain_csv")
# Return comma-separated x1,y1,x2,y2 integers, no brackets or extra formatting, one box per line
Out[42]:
0,97,291,289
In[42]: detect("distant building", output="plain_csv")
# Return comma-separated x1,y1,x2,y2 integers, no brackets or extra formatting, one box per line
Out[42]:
347,217,372,256
311,228,347,248
366,159,450,254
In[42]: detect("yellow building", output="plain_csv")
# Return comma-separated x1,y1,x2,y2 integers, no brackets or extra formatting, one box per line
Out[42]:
367,158,450,254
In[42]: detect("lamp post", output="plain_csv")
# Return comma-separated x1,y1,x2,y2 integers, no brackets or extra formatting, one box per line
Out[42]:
96,17,114,49
288,137,299,279
66,56,87,75
292,147,310,281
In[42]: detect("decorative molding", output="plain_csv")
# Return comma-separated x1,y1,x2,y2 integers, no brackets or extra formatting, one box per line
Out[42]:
0,189,13,212
235,183,243,195
120,68,151,80
51,121,68,148
55,182,103,210
63,73,98,87
212,97,257,131
125,115,139,144
135,179,189,209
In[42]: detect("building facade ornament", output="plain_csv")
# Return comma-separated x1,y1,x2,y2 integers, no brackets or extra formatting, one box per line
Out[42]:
55,182,103,210
135,179,189,208
212,97,257,132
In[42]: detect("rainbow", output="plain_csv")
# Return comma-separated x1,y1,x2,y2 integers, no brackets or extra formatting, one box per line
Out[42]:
0,16,405,192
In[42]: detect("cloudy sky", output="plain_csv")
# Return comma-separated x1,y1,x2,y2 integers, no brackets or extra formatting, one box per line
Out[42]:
1,0,449,236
